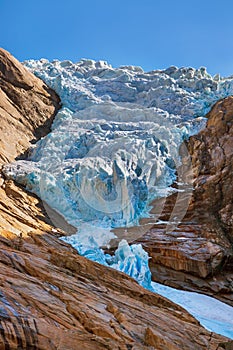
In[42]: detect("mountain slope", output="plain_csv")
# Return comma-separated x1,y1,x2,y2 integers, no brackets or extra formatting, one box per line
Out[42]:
0,49,229,349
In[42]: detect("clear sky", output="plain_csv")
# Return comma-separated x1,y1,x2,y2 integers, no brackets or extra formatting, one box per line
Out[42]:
1,0,233,76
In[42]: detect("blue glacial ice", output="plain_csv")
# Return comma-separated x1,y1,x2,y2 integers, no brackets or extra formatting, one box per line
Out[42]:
4,59,233,294
63,236,152,290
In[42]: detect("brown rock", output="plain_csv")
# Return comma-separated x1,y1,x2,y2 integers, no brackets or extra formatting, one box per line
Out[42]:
218,341,233,350
0,230,227,350
0,49,228,349
0,48,60,164
135,96,233,305
189,96,233,240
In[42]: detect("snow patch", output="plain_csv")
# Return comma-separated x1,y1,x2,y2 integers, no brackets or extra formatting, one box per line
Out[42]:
152,282,233,339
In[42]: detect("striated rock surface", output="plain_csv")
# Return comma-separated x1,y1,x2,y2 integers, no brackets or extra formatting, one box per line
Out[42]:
0,226,228,350
136,96,233,305
189,96,233,241
0,49,228,348
0,48,60,164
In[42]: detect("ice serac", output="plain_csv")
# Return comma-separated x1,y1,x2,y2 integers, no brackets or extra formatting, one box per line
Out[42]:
0,48,228,350
64,236,152,290
4,59,233,233
136,96,233,306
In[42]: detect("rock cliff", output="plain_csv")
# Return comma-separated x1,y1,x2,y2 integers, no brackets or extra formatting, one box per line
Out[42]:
136,96,233,306
0,48,60,165
0,49,230,349
189,96,233,241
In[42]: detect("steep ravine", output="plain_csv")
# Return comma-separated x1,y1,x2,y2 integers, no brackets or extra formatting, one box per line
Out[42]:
0,48,231,349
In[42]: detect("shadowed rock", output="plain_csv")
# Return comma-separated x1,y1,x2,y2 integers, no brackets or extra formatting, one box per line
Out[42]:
135,96,233,306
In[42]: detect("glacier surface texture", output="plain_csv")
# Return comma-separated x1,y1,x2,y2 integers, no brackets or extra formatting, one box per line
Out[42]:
4,59,233,293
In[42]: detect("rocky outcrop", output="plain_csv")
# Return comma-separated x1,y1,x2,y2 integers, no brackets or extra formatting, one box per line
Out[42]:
0,222,227,350
189,96,233,241
0,47,60,236
0,49,228,348
0,48,60,164
136,96,233,305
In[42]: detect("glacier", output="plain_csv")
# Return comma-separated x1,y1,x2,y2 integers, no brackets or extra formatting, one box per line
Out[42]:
65,236,152,290
4,59,233,294
5,60,233,231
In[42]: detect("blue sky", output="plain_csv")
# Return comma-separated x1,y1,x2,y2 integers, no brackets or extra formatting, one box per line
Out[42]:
1,0,233,76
